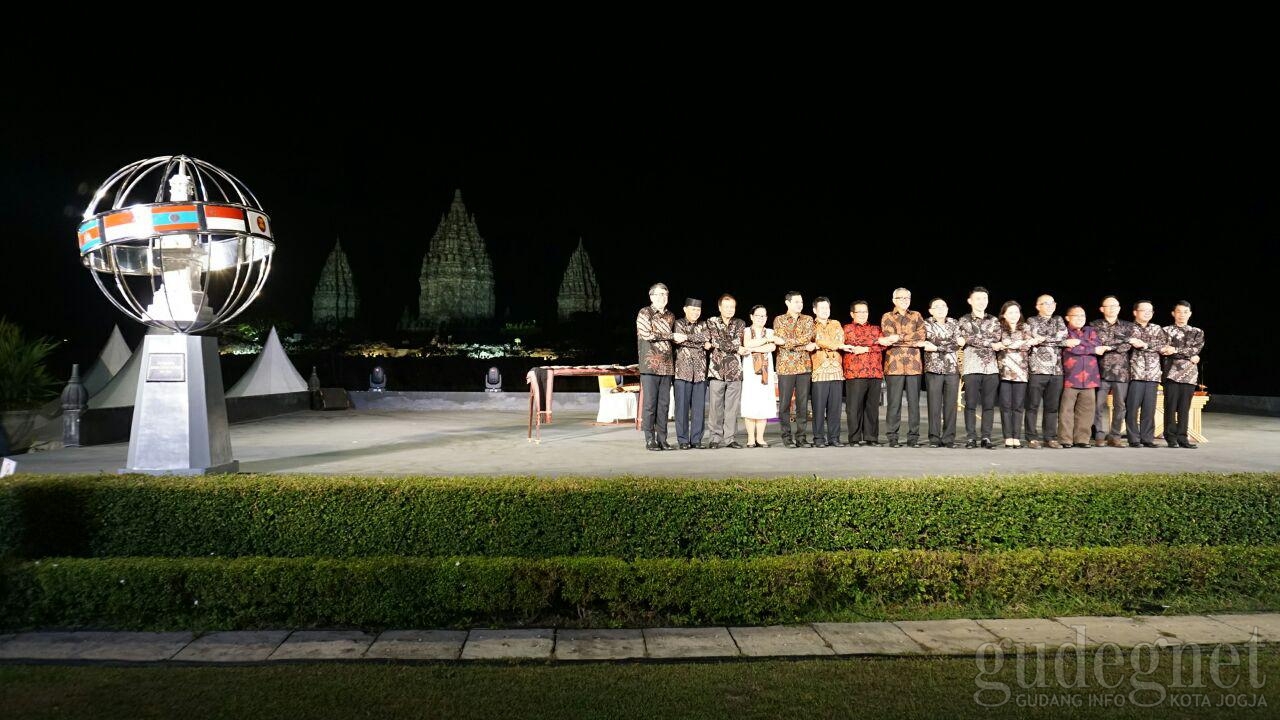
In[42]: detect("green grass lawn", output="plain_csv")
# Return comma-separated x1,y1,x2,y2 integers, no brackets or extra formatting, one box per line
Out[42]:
3,648,1277,720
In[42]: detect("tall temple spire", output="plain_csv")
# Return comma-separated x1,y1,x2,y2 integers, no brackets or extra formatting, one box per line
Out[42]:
557,237,601,321
312,238,359,326
417,189,496,326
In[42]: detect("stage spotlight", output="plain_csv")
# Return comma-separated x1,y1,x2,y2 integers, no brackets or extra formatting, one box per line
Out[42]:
369,366,387,392
485,367,502,392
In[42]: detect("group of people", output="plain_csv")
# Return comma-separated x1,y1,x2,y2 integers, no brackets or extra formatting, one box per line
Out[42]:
636,284,1205,451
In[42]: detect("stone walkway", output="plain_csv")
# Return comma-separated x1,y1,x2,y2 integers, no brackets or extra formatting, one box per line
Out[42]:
2,614,1276,663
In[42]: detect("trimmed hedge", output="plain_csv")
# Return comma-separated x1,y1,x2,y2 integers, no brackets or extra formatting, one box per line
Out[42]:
3,545,1279,630
2,473,1278,559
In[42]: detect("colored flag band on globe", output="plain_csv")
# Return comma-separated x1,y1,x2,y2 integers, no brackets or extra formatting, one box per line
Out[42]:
77,203,272,254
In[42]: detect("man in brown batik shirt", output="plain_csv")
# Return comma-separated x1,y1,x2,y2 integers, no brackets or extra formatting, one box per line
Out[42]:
636,283,687,450
879,288,926,447
673,298,711,449
773,291,817,447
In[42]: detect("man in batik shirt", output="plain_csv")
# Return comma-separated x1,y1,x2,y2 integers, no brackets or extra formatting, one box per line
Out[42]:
1159,300,1205,449
705,294,748,449
842,301,885,446
922,297,961,448
1059,306,1100,447
1090,296,1135,447
773,291,817,448
1125,300,1164,448
1025,294,1068,448
636,282,687,451
810,297,846,448
879,288,926,447
957,286,1001,449
672,298,710,450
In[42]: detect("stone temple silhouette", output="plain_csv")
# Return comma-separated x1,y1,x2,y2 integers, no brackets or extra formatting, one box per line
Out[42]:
312,238,359,327
415,189,495,328
557,237,601,320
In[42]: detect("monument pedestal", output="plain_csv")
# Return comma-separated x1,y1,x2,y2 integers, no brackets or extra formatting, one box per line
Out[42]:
123,333,238,475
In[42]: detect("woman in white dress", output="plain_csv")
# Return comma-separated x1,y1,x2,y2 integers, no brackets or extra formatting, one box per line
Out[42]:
740,304,778,447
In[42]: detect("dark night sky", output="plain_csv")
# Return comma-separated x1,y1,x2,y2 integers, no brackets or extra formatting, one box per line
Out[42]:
2,74,1275,394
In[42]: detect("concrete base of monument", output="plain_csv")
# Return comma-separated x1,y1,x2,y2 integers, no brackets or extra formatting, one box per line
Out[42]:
10,402,1279,477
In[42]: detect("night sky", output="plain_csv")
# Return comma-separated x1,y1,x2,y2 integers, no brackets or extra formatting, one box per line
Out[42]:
2,77,1275,395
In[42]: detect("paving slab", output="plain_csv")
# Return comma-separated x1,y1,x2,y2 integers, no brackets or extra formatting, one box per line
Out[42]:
729,625,833,657
1137,615,1260,645
812,622,927,655
894,620,999,655
642,627,739,659
268,630,375,660
1208,613,1280,642
366,630,468,660
554,629,645,661
0,631,192,661
460,629,554,660
1054,616,1178,647
975,618,1083,648
173,631,290,662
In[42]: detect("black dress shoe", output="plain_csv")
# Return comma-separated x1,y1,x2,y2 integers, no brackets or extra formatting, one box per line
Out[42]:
1142,442,1158,448
888,441,902,448
928,442,942,448
980,438,993,449
783,439,797,448
725,441,743,449
707,442,720,450
678,442,692,450
830,441,846,448
949,442,965,449
907,441,922,448
1074,442,1091,448
797,439,813,448
851,441,864,447
966,439,979,449
659,441,675,450
647,443,663,451
1180,442,1198,449
814,440,828,448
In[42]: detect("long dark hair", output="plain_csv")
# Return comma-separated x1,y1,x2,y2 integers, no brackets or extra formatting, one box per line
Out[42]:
999,300,1027,333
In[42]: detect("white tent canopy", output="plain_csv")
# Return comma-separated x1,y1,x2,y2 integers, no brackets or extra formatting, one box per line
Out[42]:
82,325,133,397
226,327,308,397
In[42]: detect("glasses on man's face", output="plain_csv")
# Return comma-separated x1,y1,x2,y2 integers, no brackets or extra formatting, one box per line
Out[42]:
1102,304,1119,310
893,296,910,301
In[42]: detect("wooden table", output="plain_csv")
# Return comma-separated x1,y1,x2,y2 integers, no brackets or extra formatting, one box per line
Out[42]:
526,365,642,443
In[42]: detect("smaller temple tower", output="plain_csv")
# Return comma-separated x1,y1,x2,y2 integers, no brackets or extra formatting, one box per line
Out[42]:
312,238,359,326
557,238,601,320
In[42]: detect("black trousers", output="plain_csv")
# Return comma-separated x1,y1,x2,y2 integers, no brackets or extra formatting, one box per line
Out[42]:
777,373,811,443
963,373,999,441
999,381,1028,441
810,379,843,443
673,379,707,445
1025,373,1063,441
845,378,881,443
884,374,921,443
640,373,672,442
925,372,959,445
1125,380,1158,445
1163,380,1196,445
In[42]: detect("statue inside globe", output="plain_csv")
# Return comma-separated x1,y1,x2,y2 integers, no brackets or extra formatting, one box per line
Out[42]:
78,156,275,474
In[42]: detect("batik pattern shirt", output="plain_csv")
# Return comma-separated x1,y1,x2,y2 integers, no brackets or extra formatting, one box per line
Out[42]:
772,313,815,375
842,323,885,379
880,310,925,376
673,318,709,382
811,318,845,383
1026,315,1068,376
636,306,675,375
1062,326,1101,389
958,313,1001,375
923,317,960,375
1162,324,1205,385
705,316,746,382
1128,323,1165,382
998,326,1033,382
1090,318,1135,382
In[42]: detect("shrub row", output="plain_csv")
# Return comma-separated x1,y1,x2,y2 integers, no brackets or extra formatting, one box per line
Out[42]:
1,473,1277,559
3,545,1279,630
